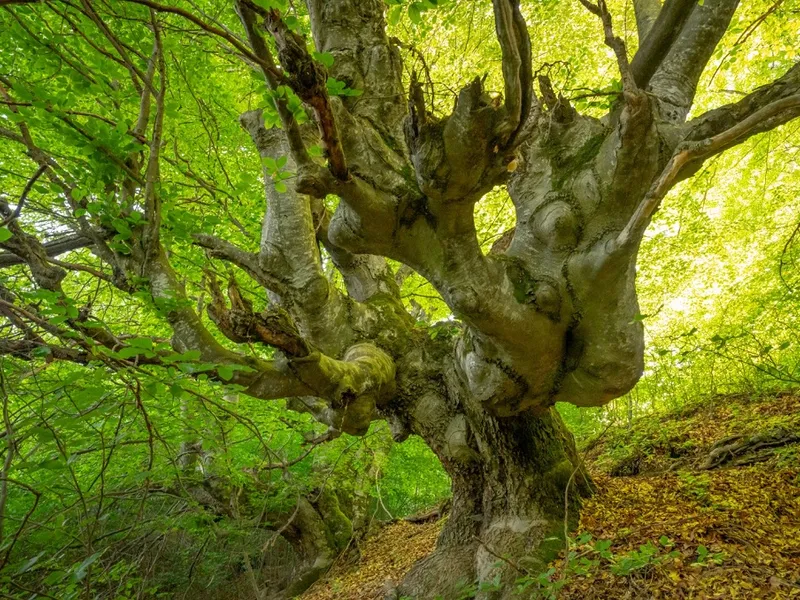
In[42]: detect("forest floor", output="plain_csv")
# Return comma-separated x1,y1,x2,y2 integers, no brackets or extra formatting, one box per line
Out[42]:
301,392,800,599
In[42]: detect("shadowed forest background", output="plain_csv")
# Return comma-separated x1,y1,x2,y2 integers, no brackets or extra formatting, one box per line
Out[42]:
0,0,799,598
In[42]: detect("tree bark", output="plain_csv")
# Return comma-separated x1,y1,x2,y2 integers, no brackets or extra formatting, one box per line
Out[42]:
391,391,589,599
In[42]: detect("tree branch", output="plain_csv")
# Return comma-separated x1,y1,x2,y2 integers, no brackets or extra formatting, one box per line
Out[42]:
586,0,637,94
630,0,696,88
121,0,284,80
0,164,47,227
234,0,311,168
254,1,349,180
141,11,166,261
648,0,741,121
684,62,800,143
492,0,533,145
632,0,661,41
204,271,309,356
618,93,800,246
191,234,287,296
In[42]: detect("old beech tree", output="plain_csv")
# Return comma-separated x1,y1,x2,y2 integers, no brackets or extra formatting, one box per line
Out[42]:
1,0,799,596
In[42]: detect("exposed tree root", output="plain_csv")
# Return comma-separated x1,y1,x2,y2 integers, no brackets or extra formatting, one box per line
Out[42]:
700,426,800,470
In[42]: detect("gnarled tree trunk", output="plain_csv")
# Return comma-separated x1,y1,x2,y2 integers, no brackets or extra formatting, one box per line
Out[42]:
395,403,589,599
2,0,800,598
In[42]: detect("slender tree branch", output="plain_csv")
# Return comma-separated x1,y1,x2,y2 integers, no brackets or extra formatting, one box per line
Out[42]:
579,0,636,94
618,94,800,247
234,0,310,167
0,164,48,227
254,1,349,180
192,234,287,296
140,11,166,257
120,0,283,79
492,0,532,145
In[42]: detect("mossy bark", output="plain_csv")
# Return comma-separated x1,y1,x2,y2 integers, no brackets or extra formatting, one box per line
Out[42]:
393,405,590,600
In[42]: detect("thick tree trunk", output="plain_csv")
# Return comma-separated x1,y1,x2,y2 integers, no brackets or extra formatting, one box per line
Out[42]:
393,406,589,600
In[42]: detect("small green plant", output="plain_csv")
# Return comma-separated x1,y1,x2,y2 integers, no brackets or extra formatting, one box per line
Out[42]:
677,471,712,503
691,545,725,567
515,566,564,599
610,541,679,576
514,534,683,598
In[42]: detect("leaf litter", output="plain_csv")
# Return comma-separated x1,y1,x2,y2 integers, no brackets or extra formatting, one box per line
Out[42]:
302,393,800,599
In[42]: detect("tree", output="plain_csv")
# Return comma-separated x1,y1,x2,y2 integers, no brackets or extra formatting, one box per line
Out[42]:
0,0,798,597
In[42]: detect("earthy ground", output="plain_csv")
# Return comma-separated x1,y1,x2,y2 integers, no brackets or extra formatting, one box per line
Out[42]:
301,519,443,600
301,393,800,599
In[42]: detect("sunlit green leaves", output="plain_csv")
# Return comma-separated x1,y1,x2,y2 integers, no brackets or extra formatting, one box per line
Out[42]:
312,51,335,68
262,154,293,193
326,77,363,97
384,0,451,27
253,0,288,11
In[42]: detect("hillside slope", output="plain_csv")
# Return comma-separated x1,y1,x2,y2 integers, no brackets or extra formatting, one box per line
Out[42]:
302,393,800,599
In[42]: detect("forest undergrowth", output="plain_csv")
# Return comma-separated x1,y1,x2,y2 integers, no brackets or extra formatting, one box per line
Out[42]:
302,392,800,600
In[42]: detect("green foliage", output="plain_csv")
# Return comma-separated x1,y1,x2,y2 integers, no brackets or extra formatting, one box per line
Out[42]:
385,0,452,27
326,77,363,97
514,534,686,599
691,544,725,567
677,472,712,504
0,0,798,597
0,349,448,597
379,435,450,517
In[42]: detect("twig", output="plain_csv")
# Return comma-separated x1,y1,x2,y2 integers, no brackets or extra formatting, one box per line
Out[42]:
0,164,48,227
579,0,636,94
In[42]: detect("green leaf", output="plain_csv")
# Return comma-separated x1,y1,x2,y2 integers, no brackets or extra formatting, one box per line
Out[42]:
0,227,12,242
117,347,154,359
217,365,234,381
263,156,278,172
16,552,45,574
30,426,55,442
72,551,103,582
326,77,346,95
408,3,422,24
38,458,67,470
111,218,132,239
283,15,299,30
44,570,67,585
388,5,402,26
312,51,335,68
127,337,153,350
